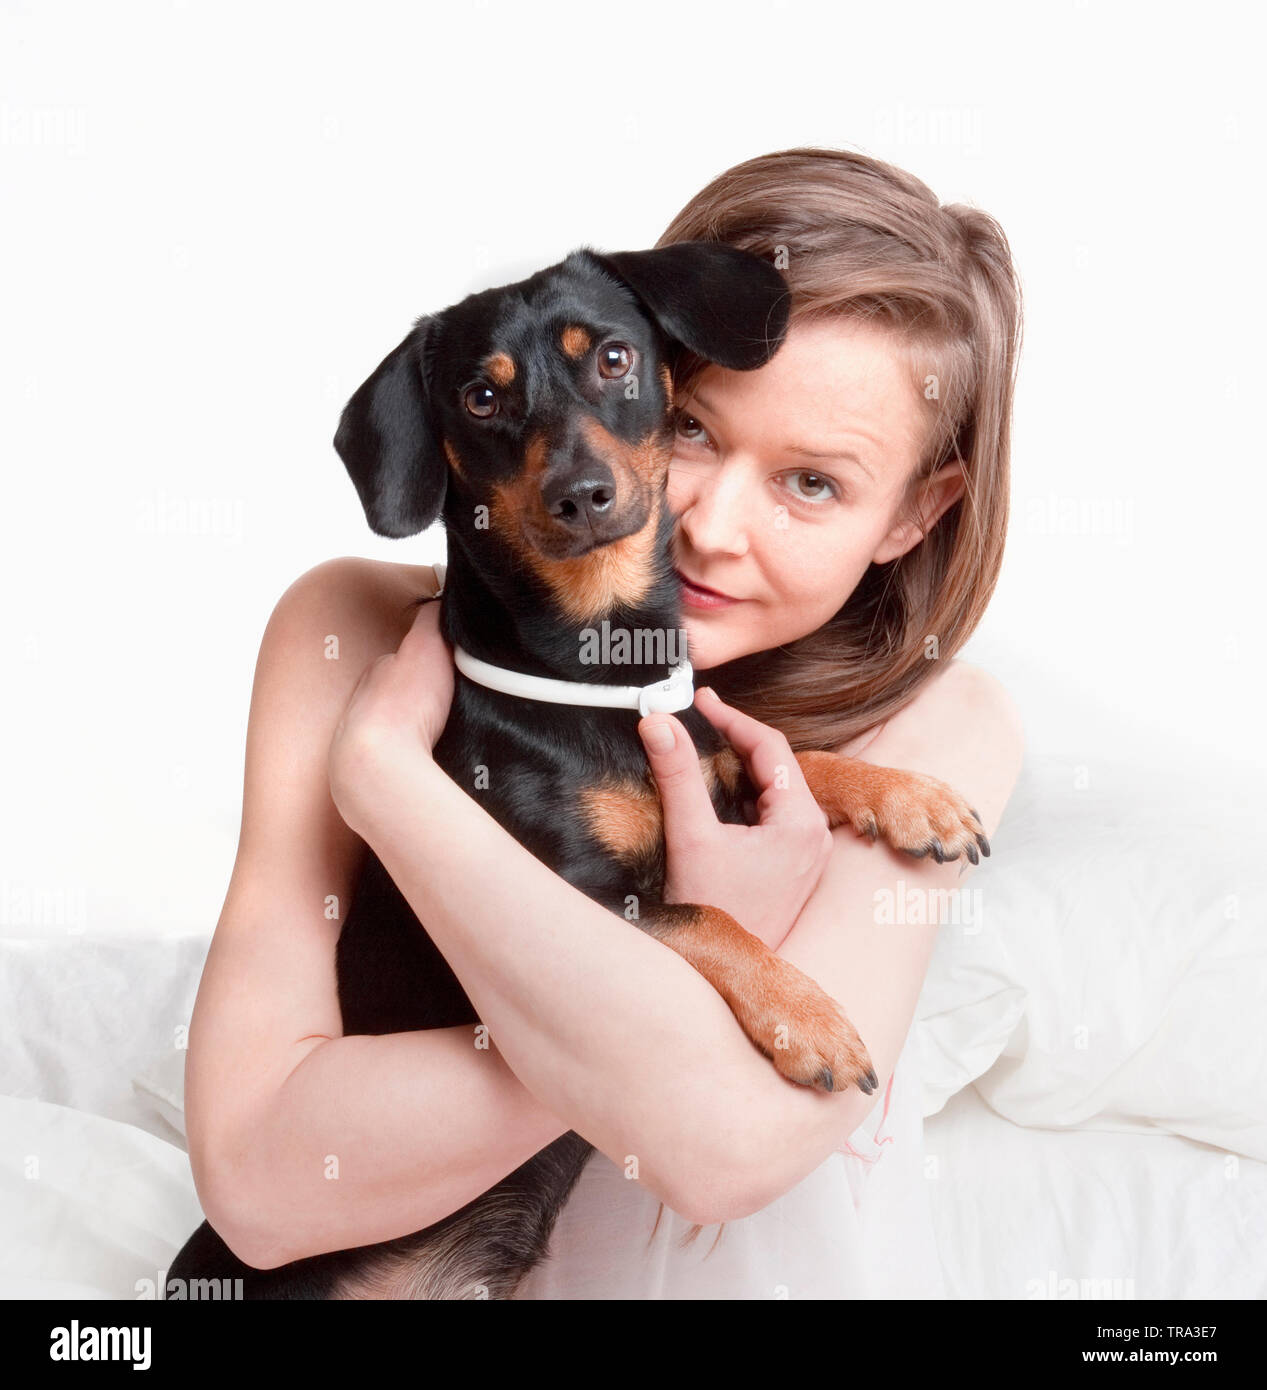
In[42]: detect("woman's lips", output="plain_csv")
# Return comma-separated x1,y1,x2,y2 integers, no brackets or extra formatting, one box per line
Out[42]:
676,569,740,611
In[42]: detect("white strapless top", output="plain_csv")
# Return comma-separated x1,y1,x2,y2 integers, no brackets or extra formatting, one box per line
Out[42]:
514,1032,945,1300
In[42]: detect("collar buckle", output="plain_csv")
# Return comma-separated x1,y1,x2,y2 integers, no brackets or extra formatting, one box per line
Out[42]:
636,660,695,716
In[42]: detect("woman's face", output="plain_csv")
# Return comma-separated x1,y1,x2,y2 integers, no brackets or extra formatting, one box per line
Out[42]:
667,316,965,672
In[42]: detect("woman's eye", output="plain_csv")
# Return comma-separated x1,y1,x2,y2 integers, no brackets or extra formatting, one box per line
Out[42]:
673,410,712,446
463,384,498,418
597,342,634,379
781,469,838,504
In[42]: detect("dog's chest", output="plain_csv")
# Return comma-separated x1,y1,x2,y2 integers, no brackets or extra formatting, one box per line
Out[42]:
335,688,747,1036
431,685,743,909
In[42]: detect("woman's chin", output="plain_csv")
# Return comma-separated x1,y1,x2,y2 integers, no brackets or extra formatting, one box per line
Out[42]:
682,620,740,673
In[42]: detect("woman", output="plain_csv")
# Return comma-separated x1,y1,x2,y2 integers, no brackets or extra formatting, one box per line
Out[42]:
183,146,1025,1299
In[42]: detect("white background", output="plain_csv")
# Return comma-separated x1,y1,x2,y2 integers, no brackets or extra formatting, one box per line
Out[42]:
2,0,1262,938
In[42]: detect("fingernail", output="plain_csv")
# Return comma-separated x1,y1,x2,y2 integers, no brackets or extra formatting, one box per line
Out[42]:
641,719,675,754
697,686,717,701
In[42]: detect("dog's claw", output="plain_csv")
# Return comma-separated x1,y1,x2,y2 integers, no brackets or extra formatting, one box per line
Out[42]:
754,958,875,1097
836,766,992,870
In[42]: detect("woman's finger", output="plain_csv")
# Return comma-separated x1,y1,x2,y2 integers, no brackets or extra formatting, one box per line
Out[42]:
638,713,719,848
692,686,815,820
366,601,451,701
332,651,392,739
396,598,448,661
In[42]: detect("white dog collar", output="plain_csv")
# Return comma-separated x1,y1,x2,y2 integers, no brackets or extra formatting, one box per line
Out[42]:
454,646,695,717
433,564,694,717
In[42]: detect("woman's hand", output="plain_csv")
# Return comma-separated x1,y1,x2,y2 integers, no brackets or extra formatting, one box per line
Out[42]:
328,600,454,836
638,686,835,952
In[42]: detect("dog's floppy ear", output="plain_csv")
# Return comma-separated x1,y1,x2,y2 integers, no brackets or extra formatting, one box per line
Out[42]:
584,242,789,371
333,316,446,538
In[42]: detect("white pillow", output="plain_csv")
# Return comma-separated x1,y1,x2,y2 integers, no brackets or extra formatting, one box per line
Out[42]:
914,746,1266,1160
131,1048,189,1145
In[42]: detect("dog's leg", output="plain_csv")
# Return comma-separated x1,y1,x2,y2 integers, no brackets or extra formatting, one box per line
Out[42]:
795,751,991,865
636,902,877,1095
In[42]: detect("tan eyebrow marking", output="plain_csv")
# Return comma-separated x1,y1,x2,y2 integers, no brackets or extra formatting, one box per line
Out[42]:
560,324,592,359
483,352,516,386
442,438,467,480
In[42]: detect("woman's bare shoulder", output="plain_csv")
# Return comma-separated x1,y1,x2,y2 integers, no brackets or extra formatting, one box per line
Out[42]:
248,557,441,765
287,555,439,609
911,658,1022,735
825,659,1024,843
228,557,443,872
269,557,439,650
840,659,1024,774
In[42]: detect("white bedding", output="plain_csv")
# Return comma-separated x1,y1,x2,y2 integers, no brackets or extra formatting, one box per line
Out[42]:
926,1085,1267,1299
0,1095,202,1300
3,1051,1263,1301
2,885,1263,1302
916,752,1267,1162
3,661,1264,1299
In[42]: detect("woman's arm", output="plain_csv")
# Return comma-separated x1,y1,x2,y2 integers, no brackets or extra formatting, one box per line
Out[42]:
637,661,1024,1200
340,746,809,1228
193,562,821,1269
185,558,572,1270
197,558,1019,1263
330,614,1024,1229
730,659,1025,1209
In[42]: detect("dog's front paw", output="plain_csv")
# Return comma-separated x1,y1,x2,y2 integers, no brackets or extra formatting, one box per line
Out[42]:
851,768,989,865
797,753,991,866
740,957,878,1095
819,765,989,865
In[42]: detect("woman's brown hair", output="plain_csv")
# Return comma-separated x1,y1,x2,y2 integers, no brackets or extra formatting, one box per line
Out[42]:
655,146,1023,751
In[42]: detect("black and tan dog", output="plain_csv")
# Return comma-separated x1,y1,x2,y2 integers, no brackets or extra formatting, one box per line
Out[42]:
168,242,989,1299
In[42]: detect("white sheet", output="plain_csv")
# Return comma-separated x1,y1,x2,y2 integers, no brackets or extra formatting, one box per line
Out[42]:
0,1095,202,1300
2,666,1263,1298
4,1065,1263,1301
913,748,1267,1162
0,934,207,1144
924,1084,1267,1299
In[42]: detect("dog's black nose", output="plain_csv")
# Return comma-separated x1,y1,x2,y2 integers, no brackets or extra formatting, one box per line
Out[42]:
544,473,616,526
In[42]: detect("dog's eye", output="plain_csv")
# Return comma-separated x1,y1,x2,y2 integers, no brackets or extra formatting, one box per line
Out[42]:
597,342,634,380
463,384,498,418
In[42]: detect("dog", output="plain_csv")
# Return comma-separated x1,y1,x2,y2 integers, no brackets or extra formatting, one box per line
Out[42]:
168,242,990,1299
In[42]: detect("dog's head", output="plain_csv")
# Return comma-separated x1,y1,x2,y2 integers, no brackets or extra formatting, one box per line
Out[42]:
333,243,788,622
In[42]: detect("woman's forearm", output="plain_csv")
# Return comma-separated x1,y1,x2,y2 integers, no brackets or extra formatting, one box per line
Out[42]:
350,744,814,1224
206,1024,570,1268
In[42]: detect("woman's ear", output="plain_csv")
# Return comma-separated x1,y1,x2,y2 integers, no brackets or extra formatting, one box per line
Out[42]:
872,460,967,564
333,315,447,538
583,242,789,371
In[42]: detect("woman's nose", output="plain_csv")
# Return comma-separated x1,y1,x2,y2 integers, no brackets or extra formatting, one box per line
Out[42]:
672,461,751,558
